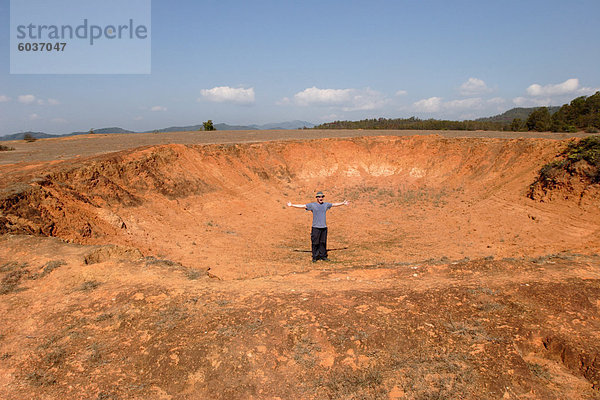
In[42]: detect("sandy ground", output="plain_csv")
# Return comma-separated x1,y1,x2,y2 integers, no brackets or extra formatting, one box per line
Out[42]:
0,130,599,399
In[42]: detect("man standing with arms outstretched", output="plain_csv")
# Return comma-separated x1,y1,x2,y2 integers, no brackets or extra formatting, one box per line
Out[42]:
287,191,349,262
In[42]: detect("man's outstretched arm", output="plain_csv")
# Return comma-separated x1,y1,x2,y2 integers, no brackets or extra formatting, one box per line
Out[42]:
287,202,307,209
331,200,349,207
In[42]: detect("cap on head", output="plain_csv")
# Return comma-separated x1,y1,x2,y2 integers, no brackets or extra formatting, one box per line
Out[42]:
316,191,325,198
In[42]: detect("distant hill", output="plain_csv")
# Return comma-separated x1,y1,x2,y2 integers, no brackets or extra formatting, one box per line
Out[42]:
251,120,315,130
144,123,257,133
0,131,59,141
146,121,314,132
477,106,560,123
214,123,258,131
69,127,135,135
143,124,206,133
1,120,315,140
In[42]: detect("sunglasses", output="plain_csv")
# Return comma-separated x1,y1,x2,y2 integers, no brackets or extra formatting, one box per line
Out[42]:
316,196,324,198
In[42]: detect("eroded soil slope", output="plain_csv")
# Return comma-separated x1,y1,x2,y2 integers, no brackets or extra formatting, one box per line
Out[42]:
1,133,600,399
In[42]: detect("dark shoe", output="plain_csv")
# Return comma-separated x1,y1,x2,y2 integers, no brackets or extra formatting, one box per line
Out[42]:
321,258,330,262
312,259,318,263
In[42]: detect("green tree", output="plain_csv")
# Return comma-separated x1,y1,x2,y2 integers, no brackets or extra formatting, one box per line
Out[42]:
526,107,551,132
23,133,37,142
509,118,525,131
202,120,215,131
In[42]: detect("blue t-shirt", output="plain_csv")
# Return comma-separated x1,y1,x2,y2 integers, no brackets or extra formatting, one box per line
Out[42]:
305,202,332,228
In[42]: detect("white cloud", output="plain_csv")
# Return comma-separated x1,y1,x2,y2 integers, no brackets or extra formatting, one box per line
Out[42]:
200,86,255,105
412,96,508,115
51,118,67,124
459,78,491,96
578,86,600,96
29,113,40,120
134,116,143,121
413,97,443,112
292,87,387,111
395,90,408,96
445,97,484,110
487,97,505,105
526,78,579,97
515,78,599,107
151,105,167,112
512,96,552,107
320,113,342,121
346,88,388,111
37,99,45,105
18,94,36,104
0,95,10,102
294,87,353,106
47,98,60,105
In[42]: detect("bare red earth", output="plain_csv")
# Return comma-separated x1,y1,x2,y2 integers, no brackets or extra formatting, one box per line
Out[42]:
0,131,599,399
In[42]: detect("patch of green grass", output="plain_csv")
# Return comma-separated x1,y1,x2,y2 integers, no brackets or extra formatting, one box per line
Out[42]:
27,260,67,280
444,318,502,343
391,349,475,400
97,392,118,400
153,305,189,330
423,256,450,265
184,268,204,280
0,268,32,295
38,260,66,278
0,261,28,273
37,334,62,350
95,313,114,322
293,335,321,368
26,370,57,386
144,256,205,280
42,348,66,367
528,362,551,380
322,367,386,399
144,256,179,267
76,280,101,291
87,343,107,366
475,301,505,313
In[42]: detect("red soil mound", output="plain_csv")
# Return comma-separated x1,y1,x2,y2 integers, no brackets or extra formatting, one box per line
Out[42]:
1,135,599,279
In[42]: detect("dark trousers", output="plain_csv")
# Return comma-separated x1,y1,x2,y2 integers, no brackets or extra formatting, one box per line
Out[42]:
311,227,328,260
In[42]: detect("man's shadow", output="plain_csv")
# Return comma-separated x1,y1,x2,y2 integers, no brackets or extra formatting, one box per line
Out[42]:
293,247,349,253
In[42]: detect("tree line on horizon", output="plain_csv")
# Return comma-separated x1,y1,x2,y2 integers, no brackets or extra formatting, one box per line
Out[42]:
314,91,600,133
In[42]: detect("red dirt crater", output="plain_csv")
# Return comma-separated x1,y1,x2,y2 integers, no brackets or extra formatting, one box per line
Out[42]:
1,135,598,279
1,133,600,399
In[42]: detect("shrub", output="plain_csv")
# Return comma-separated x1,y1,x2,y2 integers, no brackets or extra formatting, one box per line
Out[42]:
0,145,15,151
563,135,600,166
531,135,600,195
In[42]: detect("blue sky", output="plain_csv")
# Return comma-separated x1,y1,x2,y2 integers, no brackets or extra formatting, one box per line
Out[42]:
1,0,599,135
